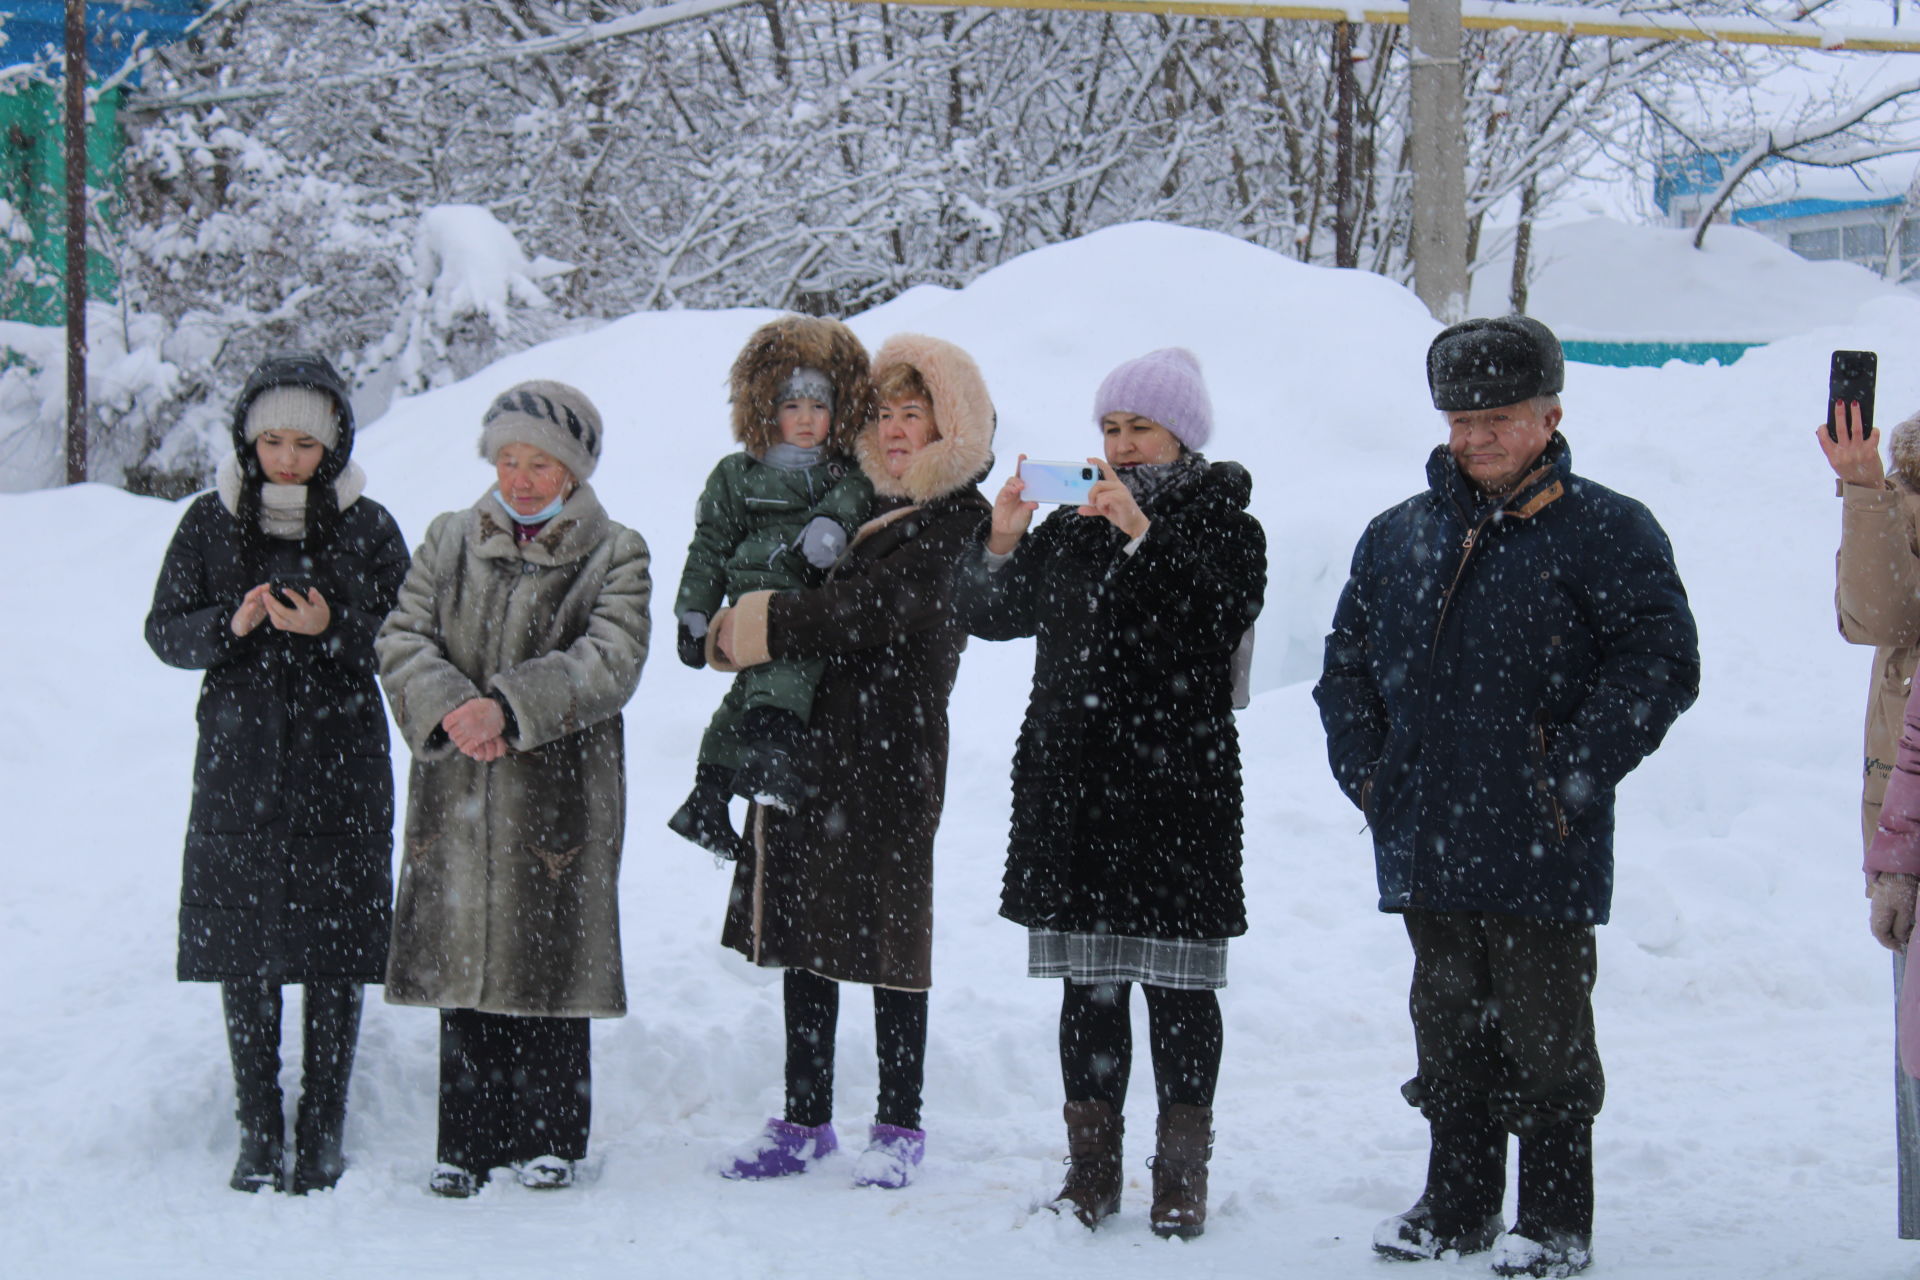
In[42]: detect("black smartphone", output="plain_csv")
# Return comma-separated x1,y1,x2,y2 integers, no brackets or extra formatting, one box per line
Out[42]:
269,574,315,605
1829,349,1878,442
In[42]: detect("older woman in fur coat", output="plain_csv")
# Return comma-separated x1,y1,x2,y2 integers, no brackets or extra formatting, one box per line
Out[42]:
376,380,650,1197
706,333,993,1190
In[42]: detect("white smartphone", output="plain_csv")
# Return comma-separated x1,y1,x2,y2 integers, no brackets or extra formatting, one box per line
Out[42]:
1019,459,1099,505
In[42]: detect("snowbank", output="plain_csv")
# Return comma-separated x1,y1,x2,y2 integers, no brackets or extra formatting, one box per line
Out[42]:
1470,215,1907,343
4,221,1919,1277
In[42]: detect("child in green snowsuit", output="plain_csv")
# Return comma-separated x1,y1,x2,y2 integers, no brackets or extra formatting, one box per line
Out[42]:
669,316,875,858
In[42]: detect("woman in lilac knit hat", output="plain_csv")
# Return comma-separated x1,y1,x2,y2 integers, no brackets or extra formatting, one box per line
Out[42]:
958,346,1266,1239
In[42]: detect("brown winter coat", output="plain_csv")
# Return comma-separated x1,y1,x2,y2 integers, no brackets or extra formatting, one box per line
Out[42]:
715,333,994,989
729,315,875,456
1837,413,1920,849
376,484,651,1017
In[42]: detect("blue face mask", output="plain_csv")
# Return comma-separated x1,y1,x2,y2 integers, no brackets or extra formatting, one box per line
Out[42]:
492,487,567,525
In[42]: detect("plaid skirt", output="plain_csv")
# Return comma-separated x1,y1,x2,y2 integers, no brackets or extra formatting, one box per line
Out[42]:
1027,928,1229,990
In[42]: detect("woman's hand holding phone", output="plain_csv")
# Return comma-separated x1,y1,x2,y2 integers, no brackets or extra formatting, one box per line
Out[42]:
1077,457,1150,541
262,583,332,635
988,454,1039,555
1818,398,1884,489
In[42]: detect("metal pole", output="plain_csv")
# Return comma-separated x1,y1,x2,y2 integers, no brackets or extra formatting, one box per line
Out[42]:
1332,20,1357,269
1408,0,1467,322
64,0,88,485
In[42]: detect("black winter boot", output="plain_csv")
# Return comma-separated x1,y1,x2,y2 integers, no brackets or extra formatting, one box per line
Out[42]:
290,982,363,1194
1049,1100,1124,1229
1374,1118,1507,1260
669,764,746,859
731,709,810,812
1493,1120,1593,1277
221,980,285,1193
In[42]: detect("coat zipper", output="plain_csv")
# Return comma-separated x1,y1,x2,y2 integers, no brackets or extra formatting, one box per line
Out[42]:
1427,517,1496,670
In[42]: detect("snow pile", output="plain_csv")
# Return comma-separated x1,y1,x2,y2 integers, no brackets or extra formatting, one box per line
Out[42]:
385,204,575,395
4,221,1920,1277
1470,215,1907,343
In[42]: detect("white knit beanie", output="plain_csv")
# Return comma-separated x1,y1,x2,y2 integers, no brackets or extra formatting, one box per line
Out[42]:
244,386,341,450
477,379,603,480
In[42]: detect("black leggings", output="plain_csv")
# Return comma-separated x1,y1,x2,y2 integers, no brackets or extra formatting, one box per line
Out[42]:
783,968,927,1130
1059,979,1223,1113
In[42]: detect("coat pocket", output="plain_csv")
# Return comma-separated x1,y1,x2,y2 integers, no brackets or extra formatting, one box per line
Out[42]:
1533,723,1570,844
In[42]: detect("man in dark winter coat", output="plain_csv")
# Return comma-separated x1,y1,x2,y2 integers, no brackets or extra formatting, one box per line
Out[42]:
1314,316,1698,1278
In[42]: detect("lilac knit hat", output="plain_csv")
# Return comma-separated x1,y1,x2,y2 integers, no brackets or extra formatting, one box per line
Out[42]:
1091,347,1212,450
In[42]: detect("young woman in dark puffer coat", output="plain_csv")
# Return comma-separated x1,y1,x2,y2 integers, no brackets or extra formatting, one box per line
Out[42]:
146,352,410,1193
958,348,1266,1239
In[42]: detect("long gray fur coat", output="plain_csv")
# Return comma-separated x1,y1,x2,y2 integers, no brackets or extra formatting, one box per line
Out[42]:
377,483,651,1017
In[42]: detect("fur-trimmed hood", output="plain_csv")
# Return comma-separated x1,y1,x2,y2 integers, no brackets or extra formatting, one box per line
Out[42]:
729,315,873,457
1891,410,1920,492
857,333,995,503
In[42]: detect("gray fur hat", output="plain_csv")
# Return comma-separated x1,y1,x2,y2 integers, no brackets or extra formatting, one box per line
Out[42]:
478,379,602,480
1427,315,1564,411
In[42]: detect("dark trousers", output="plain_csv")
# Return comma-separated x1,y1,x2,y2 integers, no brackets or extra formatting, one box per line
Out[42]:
438,1008,591,1173
783,967,927,1130
1059,979,1223,1113
1401,910,1603,1135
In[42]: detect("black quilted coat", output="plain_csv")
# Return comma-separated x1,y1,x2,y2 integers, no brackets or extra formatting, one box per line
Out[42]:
145,357,410,981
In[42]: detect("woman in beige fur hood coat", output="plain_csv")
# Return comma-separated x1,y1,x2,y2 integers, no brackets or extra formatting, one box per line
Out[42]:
1827,404,1920,1238
707,333,992,1190
376,379,650,1196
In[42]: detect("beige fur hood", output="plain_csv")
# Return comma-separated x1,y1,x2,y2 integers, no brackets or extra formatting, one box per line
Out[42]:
729,315,873,457
857,333,995,503
1891,410,1920,492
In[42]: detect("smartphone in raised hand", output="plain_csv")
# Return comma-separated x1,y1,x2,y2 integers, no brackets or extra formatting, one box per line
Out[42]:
1829,350,1878,442
1018,459,1098,505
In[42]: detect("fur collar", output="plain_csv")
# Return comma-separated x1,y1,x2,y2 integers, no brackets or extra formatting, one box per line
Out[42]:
1892,412,1920,492
216,452,366,539
468,481,612,566
856,333,995,503
729,315,874,457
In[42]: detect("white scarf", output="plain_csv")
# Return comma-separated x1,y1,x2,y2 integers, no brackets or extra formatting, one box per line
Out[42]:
216,453,367,540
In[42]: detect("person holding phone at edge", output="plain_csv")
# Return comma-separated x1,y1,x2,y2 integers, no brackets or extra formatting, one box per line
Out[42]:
1821,375,1920,1242
957,347,1266,1239
704,333,994,1190
145,352,410,1194
1315,317,1698,1277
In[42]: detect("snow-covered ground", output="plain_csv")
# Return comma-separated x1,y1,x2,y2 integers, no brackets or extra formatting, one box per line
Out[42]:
5,221,1920,1277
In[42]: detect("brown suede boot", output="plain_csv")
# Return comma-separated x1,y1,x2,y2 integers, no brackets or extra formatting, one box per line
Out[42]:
1049,1100,1124,1228
1150,1104,1214,1239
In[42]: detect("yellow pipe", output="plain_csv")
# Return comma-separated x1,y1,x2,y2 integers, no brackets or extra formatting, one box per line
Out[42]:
834,0,1920,53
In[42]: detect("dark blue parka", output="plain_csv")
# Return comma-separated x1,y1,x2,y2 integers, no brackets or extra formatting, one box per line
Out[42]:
1313,434,1698,924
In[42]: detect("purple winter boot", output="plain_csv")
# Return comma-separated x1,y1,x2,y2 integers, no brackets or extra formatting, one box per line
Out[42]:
719,1117,839,1180
851,1123,926,1189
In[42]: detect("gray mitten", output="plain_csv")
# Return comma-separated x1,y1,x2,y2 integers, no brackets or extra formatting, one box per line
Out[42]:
797,516,849,569
1871,872,1920,951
